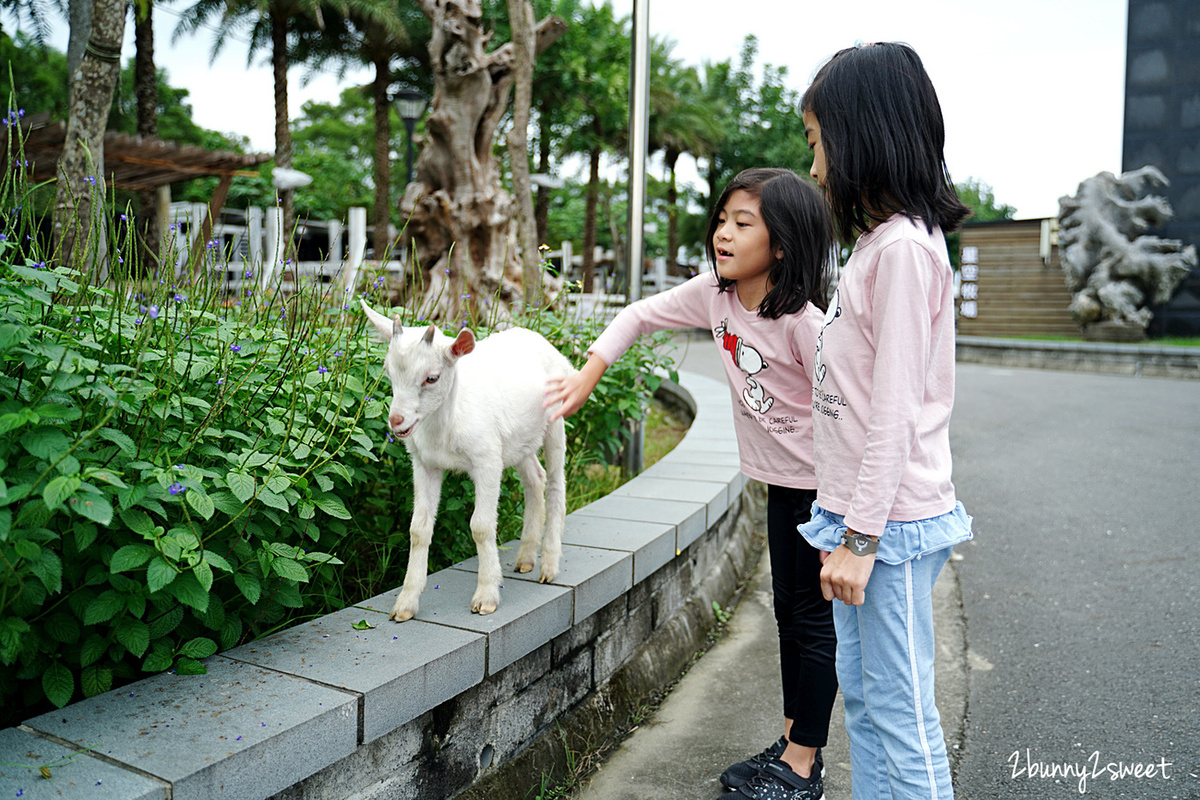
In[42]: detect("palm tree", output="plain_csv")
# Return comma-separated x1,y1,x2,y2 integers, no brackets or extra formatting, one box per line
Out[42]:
173,0,340,262
292,2,429,262
557,1,628,294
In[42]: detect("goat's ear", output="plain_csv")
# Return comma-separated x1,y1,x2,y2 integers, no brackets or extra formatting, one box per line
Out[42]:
361,300,397,343
448,328,475,360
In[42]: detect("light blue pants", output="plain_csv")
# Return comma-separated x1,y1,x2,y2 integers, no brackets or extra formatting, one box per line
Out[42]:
835,545,954,800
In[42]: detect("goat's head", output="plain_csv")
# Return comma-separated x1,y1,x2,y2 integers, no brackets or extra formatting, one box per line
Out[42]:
361,300,475,439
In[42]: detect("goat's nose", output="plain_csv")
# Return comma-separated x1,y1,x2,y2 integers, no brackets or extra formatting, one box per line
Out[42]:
388,413,405,430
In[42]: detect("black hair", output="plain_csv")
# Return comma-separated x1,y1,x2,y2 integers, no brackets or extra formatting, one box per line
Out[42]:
704,168,833,318
800,42,970,242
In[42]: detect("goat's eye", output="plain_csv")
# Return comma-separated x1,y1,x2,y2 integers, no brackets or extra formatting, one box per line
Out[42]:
424,374,439,385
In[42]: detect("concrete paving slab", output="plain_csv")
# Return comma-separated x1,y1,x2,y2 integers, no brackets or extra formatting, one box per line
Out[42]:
0,727,165,800
610,475,728,528
560,514,676,584
359,567,572,674
24,657,357,800
222,605,485,743
572,493,707,552
454,543,632,625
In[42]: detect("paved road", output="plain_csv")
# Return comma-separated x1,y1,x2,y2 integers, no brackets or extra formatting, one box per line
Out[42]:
950,364,1200,799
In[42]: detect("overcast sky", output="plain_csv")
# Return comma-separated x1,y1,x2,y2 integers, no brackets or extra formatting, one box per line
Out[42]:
36,0,1129,220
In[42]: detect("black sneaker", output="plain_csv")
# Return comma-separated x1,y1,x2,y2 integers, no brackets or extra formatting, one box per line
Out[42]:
720,740,824,790
720,737,787,790
719,759,824,800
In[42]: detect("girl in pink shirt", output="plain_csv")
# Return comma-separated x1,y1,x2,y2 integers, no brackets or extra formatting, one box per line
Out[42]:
546,168,835,800
800,43,974,800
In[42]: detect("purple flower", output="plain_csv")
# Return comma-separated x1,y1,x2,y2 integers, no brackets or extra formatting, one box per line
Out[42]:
84,176,97,186
134,318,143,325
230,344,241,353
168,482,186,495
148,305,159,319
333,350,343,357
318,365,328,374
174,293,185,303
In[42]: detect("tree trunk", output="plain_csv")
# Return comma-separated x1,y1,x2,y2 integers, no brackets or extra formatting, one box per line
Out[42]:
581,140,599,294
505,0,539,308
53,0,126,271
371,57,392,262
398,0,565,324
665,147,679,270
134,0,159,277
534,107,551,248
271,11,295,265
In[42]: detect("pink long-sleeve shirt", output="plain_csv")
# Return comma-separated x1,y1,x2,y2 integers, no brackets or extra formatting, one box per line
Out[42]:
811,214,958,537
589,273,823,489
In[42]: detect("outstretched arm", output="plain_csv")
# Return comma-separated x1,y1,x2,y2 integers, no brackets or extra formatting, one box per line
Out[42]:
545,354,609,420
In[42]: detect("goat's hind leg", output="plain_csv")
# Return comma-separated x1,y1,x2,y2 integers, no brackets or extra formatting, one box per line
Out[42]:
468,461,504,615
513,453,547,575
391,465,443,622
538,418,567,584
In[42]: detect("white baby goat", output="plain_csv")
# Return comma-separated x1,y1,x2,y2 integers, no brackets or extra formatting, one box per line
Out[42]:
361,301,576,621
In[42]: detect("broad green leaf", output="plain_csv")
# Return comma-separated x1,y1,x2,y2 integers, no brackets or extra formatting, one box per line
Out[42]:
81,665,113,698
73,523,98,552
0,507,9,542
20,426,71,461
43,472,81,510
167,573,209,612
115,620,151,657
297,499,315,520
119,508,156,537
45,612,81,644
173,657,207,675
83,591,125,625
226,471,255,503
146,557,177,593
257,488,289,512
202,551,233,572
142,648,174,673
265,474,290,495
79,634,109,667
185,489,215,520
43,662,74,708
14,539,40,560
148,605,184,639
97,427,137,457
193,560,213,592
270,557,309,583
178,637,218,659
68,492,114,526
110,544,156,573
314,495,351,520
234,572,262,605
29,549,62,593
351,619,376,630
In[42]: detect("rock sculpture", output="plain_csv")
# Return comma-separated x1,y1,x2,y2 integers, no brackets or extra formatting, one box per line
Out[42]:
1057,166,1196,338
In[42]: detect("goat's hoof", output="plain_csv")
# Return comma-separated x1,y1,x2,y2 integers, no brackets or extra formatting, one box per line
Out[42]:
390,598,418,622
514,560,534,574
472,599,498,615
538,570,557,584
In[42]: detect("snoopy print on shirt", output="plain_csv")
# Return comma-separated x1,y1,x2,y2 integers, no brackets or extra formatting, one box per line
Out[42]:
713,319,774,414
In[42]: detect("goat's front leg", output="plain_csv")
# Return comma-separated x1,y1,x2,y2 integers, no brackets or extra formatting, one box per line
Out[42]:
391,464,443,622
468,460,504,615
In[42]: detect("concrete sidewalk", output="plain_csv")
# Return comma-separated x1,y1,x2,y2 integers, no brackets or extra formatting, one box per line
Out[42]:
573,330,967,800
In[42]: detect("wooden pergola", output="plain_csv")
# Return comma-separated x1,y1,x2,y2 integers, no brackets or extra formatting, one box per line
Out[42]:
6,111,272,255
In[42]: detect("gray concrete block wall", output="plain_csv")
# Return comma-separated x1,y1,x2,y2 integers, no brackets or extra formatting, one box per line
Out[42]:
955,336,1200,378
0,369,760,800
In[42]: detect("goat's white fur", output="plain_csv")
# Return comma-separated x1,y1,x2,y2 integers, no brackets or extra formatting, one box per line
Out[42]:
361,301,576,621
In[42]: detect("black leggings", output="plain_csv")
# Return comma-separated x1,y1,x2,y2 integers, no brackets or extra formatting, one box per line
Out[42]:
766,484,838,748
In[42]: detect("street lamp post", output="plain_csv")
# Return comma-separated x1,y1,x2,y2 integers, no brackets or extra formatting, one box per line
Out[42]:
392,89,429,187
